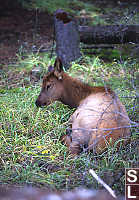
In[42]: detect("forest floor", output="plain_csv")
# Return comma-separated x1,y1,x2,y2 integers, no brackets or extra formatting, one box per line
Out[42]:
0,0,138,195
0,0,139,67
0,0,53,66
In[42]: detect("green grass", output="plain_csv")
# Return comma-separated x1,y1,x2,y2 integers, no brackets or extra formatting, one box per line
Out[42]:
0,55,138,195
18,0,139,25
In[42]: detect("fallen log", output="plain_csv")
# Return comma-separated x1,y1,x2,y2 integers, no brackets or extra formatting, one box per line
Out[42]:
79,25,139,44
53,10,139,68
81,44,115,49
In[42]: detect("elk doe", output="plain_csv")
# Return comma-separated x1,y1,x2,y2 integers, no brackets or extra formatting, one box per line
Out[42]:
35,58,130,155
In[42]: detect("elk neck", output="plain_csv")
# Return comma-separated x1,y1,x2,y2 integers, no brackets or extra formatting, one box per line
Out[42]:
59,73,96,108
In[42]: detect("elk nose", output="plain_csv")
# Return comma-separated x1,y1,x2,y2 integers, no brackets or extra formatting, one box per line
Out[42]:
35,99,41,107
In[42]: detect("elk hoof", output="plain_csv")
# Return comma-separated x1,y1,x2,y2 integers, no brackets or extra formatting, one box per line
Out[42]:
61,134,72,148
69,141,81,155
66,128,72,135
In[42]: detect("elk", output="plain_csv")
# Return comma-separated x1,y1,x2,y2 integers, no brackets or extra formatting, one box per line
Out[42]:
35,58,130,155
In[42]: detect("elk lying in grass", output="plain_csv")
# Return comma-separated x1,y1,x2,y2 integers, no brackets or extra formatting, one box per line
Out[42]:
35,58,130,155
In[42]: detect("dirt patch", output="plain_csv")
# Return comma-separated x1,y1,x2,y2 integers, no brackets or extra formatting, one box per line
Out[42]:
0,0,53,66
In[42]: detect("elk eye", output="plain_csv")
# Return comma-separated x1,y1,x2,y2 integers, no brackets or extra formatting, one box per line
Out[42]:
46,84,51,90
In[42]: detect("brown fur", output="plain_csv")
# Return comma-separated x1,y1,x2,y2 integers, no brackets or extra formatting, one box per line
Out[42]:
35,59,130,155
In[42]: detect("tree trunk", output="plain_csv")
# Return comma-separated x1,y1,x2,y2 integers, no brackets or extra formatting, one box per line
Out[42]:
79,25,139,44
54,10,139,68
54,9,81,70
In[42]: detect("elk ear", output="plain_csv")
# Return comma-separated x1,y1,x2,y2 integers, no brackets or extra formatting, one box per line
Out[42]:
54,57,63,80
54,57,63,72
